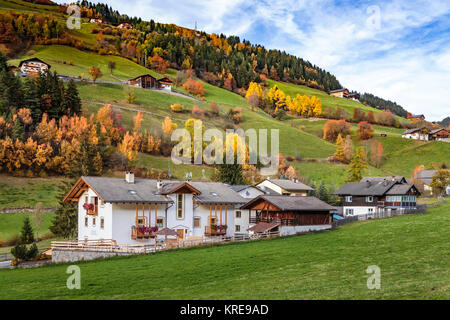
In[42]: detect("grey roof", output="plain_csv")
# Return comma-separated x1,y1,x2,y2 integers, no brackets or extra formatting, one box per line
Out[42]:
241,195,334,212
248,222,279,233
361,176,407,183
82,176,172,203
330,88,348,93
229,185,256,192
430,128,448,134
386,184,417,195
334,180,396,196
402,128,422,135
190,181,246,204
415,170,437,185
263,179,314,191
81,177,245,204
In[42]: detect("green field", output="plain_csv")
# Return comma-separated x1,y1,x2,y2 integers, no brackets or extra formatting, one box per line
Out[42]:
0,175,66,210
0,200,448,299
8,45,162,82
0,211,55,243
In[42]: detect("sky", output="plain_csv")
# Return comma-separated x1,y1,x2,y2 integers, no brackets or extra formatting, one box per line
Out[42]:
61,0,450,121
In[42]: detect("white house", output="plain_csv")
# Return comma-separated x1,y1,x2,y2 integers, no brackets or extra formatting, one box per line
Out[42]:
255,178,314,196
18,58,50,76
415,169,450,195
63,173,250,245
401,127,430,141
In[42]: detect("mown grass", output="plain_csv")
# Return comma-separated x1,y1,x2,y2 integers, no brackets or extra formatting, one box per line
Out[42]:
0,200,448,299
0,212,55,243
0,175,66,210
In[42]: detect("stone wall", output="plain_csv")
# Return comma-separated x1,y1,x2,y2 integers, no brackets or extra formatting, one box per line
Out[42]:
280,225,331,236
52,249,131,263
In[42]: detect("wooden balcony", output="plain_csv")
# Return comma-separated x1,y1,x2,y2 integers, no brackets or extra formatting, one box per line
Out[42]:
131,226,156,240
85,204,98,216
204,225,227,236
249,217,295,226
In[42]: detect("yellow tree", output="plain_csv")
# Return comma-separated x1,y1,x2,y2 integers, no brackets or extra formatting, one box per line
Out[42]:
162,116,177,136
333,133,345,162
89,66,103,84
267,85,286,111
133,111,144,132
118,131,137,167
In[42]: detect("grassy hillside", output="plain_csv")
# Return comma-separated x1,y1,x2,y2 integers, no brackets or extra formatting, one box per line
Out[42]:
8,45,161,81
0,201,448,299
0,211,55,241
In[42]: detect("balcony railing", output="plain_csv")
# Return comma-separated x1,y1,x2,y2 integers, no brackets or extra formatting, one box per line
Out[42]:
204,225,227,236
249,217,295,226
131,225,158,240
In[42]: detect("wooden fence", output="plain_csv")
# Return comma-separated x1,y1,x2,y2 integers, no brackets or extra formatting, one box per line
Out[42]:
51,231,281,255
332,205,427,227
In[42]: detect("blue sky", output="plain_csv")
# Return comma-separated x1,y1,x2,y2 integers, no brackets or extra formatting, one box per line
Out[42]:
63,0,450,120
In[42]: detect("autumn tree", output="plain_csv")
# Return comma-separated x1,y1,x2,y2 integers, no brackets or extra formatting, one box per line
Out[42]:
162,116,177,137
346,147,368,182
89,66,103,84
108,61,116,74
343,135,353,163
333,133,345,162
356,121,374,140
323,119,352,142
430,169,450,196
149,55,168,73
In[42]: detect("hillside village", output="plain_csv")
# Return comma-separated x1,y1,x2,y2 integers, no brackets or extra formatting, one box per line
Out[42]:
0,0,448,300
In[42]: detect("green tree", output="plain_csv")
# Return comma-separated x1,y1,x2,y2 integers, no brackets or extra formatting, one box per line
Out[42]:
346,147,368,182
64,79,82,116
318,181,329,203
50,179,78,239
20,216,35,244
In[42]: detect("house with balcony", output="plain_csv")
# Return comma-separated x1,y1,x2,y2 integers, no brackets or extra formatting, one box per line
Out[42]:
334,177,420,216
18,57,50,76
63,173,248,245
241,195,334,235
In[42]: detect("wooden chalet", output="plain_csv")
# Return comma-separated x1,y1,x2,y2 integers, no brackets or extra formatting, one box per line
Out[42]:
241,195,334,228
429,128,449,141
18,57,50,76
330,88,349,98
128,74,172,90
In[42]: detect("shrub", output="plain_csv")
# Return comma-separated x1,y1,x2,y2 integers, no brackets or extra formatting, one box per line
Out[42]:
209,102,219,115
356,121,374,140
170,103,184,113
26,50,36,56
183,78,204,97
191,105,205,118
0,238,4,246
323,119,352,142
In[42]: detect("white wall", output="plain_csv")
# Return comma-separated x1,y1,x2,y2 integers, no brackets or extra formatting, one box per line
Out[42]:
166,193,193,238
280,225,331,236
77,189,112,242
257,180,283,194
343,206,378,216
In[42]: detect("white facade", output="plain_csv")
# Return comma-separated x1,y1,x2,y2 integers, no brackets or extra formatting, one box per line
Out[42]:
77,187,244,245
343,206,378,216
402,132,429,141
20,61,49,75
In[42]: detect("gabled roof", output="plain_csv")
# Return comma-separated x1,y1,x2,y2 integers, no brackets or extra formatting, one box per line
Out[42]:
241,195,334,212
386,184,420,195
259,179,314,191
18,57,51,68
415,169,437,179
334,180,396,196
330,88,348,93
128,74,157,81
402,127,429,135
229,185,263,193
430,128,449,134
191,181,246,204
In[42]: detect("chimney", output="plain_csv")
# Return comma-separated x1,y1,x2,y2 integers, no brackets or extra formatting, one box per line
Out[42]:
125,172,134,184
383,179,388,186
156,180,162,191
294,178,298,183
392,176,395,182
366,180,371,188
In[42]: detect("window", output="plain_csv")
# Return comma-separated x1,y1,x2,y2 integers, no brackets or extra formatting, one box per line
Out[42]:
235,225,241,232
345,196,352,202
211,217,217,226
177,194,183,219
157,218,164,228
137,218,144,225
193,217,201,228
368,208,374,213
92,217,96,226
345,209,354,216
366,196,374,203
100,217,104,229
84,196,88,205
236,211,241,218
85,217,88,227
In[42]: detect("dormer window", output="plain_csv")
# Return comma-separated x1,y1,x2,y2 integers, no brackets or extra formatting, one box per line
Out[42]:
128,190,137,195
210,192,218,196
366,196,374,203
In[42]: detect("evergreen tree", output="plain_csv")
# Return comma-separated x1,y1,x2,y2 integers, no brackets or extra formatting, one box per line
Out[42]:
64,79,82,116
215,163,244,185
22,77,41,123
50,179,78,239
318,181,329,203
11,118,25,141
20,216,35,244
346,147,368,182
